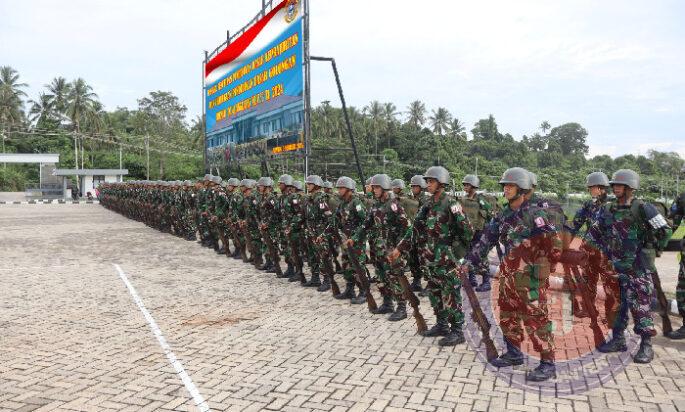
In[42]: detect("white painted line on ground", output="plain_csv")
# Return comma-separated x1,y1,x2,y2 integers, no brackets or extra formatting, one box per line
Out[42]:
113,263,211,412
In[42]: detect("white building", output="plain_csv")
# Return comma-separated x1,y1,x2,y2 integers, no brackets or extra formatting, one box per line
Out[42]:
53,169,128,198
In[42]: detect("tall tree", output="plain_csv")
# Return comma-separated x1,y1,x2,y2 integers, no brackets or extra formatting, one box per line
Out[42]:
539,120,551,135
0,66,28,125
547,122,589,156
447,117,467,140
406,100,426,128
429,107,452,136
45,77,72,120
28,92,57,128
364,100,384,155
471,114,501,141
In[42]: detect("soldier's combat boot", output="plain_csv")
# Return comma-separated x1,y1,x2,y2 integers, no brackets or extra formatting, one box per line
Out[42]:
667,325,685,340
289,264,303,282
304,271,321,287
421,311,450,337
490,341,524,367
335,282,355,300
476,274,491,292
371,295,394,314
633,335,654,364
598,329,627,353
438,324,465,346
351,288,367,305
317,275,331,292
217,245,226,255
526,361,556,382
253,254,264,269
282,263,294,279
388,301,407,321
410,276,422,292
258,258,271,271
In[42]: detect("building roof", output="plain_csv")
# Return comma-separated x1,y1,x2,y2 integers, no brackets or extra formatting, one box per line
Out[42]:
0,153,60,163
53,169,129,176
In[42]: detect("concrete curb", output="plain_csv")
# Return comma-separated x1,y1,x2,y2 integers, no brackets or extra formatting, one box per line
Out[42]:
0,200,100,205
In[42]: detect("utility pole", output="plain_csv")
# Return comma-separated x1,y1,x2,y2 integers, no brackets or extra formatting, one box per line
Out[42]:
145,135,150,180
119,144,123,170
1,130,6,171
475,156,478,176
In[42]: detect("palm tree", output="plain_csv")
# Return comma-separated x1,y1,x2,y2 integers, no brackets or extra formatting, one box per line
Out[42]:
383,102,398,123
0,66,28,125
28,92,56,127
429,107,452,136
66,78,99,169
406,100,426,128
540,120,551,135
45,77,72,119
448,117,467,140
363,100,384,156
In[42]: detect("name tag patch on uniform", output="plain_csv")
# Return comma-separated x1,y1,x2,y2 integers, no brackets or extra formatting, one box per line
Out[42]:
320,203,326,209
356,204,362,211
391,203,398,212
535,217,546,228
451,204,462,214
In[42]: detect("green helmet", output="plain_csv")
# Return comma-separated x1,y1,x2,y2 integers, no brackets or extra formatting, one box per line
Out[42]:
423,166,450,185
305,175,324,187
278,174,294,186
462,174,480,188
499,167,532,190
336,176,356,190
257,177,274,187
391,179,405,190
226,178,241,187
586,172,609,188
293,180,304,191
410,175,427,189
370,174,392,190
323,181,333,189
528,171,538,188
610,169,640,189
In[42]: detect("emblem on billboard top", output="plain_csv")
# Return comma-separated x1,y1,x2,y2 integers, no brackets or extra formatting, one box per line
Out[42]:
285,0,300,23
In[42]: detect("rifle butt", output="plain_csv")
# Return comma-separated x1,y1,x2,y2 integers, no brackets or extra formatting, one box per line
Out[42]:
366,294,378,311
330,276,341,296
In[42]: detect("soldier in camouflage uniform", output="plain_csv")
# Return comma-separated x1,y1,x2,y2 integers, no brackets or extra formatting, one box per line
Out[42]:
460,174,495,291
324,181,343,274
566,172,620,325
328,176,370,305
257,177,283,275
283,179,307,283
408,175,429,293
461,167,560,381
304,175,336,291
392,167,473,346
277,175,296,277
668,190,685,339
364,177,381,284
349,174,410,321
239,179,265,269
595,170,672,362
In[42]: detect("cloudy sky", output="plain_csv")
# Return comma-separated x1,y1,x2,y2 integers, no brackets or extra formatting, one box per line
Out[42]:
1,0,683,158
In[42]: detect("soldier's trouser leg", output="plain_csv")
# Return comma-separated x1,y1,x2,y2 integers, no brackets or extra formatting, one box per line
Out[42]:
678,249,685,321
613,263,656,337
499,269,555,361
340,248,357,284
432,246,464,327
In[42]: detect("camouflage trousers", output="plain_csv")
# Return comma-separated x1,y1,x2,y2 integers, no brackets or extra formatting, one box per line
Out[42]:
499,265,554,360
612,249,656,337
578,243,621,328
371,239,404,302
341,242,366,283
422,244,464,327
408,238,427,282
471,230,490,277
677,248,685,319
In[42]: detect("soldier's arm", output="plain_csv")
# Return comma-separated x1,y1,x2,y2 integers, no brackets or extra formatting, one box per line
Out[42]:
352,205,374,242
450,200,474,245
464,214,501,269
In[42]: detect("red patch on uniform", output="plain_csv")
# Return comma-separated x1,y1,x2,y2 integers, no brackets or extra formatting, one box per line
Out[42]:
534,216,545,227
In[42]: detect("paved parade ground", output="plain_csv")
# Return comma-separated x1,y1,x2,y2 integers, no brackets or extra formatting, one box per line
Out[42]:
1,204,684,412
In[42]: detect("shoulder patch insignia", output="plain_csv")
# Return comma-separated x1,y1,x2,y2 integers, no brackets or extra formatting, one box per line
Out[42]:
534,216,546,228
391,203,398,212
293,199,298,204
356,204,362,212
451,203,462,214
319,202,326,209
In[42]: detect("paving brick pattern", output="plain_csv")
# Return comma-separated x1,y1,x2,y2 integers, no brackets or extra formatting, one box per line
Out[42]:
1,205,684,411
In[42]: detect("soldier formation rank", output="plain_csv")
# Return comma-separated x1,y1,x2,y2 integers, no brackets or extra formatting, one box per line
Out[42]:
99,166,682,382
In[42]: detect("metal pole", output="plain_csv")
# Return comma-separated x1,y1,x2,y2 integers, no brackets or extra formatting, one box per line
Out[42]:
119,144,123,170
310,56,365,185
303,0,311,178
475,157,478,175
203,51,208,174
1,130,5,171
145,135,150,180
